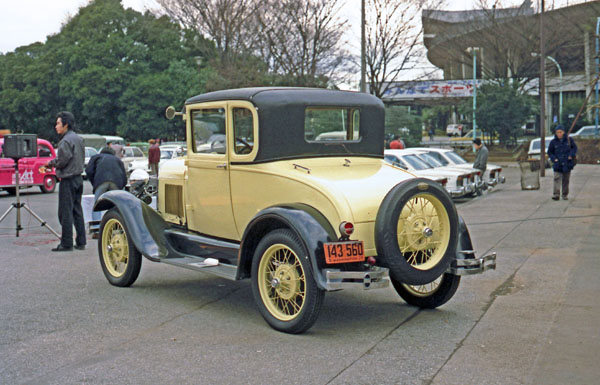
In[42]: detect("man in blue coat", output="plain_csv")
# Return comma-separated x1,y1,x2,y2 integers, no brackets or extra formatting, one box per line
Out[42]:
547,125,577,200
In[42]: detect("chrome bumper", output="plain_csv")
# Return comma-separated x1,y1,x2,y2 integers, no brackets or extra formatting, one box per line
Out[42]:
449,186,466,197
447,251,497,275
324,267,390,291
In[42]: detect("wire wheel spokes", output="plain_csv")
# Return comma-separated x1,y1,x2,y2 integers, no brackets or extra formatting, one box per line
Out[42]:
403,275,443,297
102,219,129,278
396,193,451,271
259,244,306,321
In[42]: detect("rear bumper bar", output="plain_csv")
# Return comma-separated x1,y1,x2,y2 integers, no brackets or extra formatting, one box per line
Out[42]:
447,251,497,275
324,267,389,291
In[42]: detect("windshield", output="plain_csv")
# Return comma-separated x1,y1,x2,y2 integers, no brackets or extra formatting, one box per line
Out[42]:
446,151,467,164
160,150,173,159
403,154,432,170
417,153,443,167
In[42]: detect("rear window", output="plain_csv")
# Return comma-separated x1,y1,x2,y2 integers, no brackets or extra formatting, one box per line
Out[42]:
305,107,360,142
403,154,431,170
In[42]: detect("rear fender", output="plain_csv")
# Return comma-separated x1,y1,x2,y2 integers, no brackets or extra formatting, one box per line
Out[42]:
238,204,337,290
456,215,474,259
94,190,170,261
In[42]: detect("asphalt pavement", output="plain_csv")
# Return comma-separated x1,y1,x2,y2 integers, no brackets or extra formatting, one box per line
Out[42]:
1,163,599,385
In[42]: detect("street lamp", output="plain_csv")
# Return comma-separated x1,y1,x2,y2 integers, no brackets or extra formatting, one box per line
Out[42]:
467,47,479,152
532,52,562,126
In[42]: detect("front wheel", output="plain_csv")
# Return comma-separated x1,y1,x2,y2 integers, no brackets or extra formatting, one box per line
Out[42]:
40,175,56,193
391,273,461,308
251,229,324,334
98,209,142,287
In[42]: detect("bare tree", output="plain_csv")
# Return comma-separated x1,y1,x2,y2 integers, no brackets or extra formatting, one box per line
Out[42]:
257,0,350,87
155,0,263,63
365,0,445,99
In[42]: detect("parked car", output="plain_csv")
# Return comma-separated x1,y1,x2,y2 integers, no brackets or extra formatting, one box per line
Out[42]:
0,138,57,194
127,145,186,174
446,124,463,137
385,149,477,198
412,147,505,188
128,142,150,155
94,88,496,334
571,125,600,138
82,146,99,180
528,136,553,168
120,146,146,171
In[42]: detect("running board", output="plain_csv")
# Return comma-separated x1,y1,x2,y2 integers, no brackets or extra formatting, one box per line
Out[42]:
160,257,238,280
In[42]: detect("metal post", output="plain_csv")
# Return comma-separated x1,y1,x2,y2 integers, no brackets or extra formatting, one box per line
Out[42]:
539,0,546,177
360,0,366,93
595,17,599,134
468,47,478,152
546,56,562,125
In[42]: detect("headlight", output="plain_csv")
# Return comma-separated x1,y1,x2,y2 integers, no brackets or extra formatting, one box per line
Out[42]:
129,169,149,184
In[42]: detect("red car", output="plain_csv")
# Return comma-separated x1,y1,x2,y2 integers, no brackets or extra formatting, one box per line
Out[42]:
0,138,58,194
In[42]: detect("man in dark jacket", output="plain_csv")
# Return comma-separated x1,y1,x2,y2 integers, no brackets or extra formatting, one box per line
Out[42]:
473,138,488,194
85,146,127,231
547,125,577,200
45,111,86,252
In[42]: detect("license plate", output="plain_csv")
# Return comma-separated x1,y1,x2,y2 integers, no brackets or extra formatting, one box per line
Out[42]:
324,241,365,264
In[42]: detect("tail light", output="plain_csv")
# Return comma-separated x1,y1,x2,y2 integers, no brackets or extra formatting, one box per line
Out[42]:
437,178,448,187
339,221,354,237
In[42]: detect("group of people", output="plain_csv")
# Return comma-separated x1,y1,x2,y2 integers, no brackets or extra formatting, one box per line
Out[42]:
43,111,578,252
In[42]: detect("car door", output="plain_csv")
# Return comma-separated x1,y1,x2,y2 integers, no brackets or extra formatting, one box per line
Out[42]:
185,102,239,240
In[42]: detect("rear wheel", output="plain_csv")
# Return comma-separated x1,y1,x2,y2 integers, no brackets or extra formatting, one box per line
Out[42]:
40,175,56,193
376,178,458,285
98,209,142,287
391,273,460,308
251,229,324,334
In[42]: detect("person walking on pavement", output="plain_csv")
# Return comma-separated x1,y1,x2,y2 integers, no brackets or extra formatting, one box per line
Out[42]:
44,111,86,252
547,125,577,200
473,138,488,194
148,139,160,176
428,126,435,141
109,141,124,159
85,146,127,234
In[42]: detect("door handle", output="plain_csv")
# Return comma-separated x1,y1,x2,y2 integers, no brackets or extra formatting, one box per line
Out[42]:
216,163,227,169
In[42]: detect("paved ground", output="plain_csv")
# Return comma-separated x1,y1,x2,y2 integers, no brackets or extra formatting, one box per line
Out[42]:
1,163,599,384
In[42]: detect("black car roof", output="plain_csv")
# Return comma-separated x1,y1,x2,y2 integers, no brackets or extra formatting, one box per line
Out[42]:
185,87,385,162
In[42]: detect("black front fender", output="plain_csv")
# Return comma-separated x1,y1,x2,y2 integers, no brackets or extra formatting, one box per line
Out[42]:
238,204,337,290
457,215,474,258
94,190,170,261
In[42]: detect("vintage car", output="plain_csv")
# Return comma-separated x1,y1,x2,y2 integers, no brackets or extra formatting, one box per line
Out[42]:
0,138,57,194
94,88,496,334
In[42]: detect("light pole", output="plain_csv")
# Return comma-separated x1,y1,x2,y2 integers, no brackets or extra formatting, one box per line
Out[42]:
532,53,562,125
467,47,479,151
360,0,366,93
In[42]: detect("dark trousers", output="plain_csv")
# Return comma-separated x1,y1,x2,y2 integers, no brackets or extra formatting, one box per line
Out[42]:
58,175,86,248
553,171,571,198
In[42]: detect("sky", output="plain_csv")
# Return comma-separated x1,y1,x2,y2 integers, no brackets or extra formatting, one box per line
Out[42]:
1,0,540,54
0,0,583,86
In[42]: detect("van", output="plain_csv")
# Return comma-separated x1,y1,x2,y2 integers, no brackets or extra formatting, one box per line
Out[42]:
102,135,125,145
446,124,463,137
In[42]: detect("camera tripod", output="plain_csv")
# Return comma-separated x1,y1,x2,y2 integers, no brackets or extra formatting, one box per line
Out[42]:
0,161,60,239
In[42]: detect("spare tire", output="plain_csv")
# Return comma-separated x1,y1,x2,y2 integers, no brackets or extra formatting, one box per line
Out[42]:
375,178,458,285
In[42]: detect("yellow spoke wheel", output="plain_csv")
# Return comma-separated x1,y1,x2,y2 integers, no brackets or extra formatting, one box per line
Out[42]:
257,244,306,321
396,193,451,271
375,178,458,286
251,229,324,334
98,209,142,287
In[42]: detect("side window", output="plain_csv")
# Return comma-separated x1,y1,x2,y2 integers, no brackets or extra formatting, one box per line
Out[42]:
132,148,143,157
305,107,360,142
125,148,134,157
429,152,448,165
192,108,226,154
232,107,254,155
39,144,52,158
